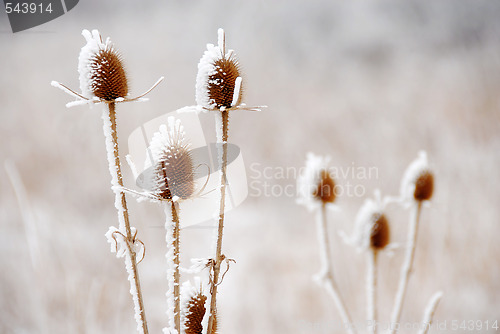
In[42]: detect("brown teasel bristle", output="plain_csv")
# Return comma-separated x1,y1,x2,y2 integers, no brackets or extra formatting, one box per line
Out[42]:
414,170,434,201
90,47,128,100
208,56,242,109
370,213,390,250
154,146,195,201
313,170,336,204
184,293,208,334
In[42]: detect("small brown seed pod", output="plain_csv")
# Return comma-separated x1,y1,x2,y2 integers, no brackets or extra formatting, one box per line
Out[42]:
370,213,390,250
196,29,244,110
413,170,434,201
78,30,128,101
313,169,336,204
153,145,195,201
147,118,196,202
207,57,242,109
89,47,128,100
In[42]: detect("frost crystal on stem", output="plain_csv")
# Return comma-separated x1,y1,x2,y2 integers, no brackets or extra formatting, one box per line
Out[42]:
102,103,149,334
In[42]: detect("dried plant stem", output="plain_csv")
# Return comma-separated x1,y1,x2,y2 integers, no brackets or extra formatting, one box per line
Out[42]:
418,291,443,334
103,102,148,334
316,204,357,334
207,109,230,334
165,201,182,334
390,201,423,334
367,250,378,334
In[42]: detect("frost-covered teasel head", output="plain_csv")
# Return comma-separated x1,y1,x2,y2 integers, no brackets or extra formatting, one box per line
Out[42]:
351,198,390,251
297,153,337,211
144,117,195,202
400,151,434,203
196,28,243,111
78,29,128,101
51,29,163,108
180,280,207,334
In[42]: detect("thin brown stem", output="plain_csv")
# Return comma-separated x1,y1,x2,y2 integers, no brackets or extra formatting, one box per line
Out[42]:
105,102,149,334
170,201,181,333
207,110,229,334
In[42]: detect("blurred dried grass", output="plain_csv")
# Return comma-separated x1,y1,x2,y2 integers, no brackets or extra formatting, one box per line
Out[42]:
1,1,499,333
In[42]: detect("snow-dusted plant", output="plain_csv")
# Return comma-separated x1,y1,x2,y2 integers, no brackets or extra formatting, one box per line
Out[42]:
51,29,164,334
297,151,442,334
349,195,391,334
297,153,356,334
180,279,209,334
194,28,263,334
390,151,437,334
134,117,198,334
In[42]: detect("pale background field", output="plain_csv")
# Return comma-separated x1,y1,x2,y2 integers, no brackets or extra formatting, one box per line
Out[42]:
1,1,499,333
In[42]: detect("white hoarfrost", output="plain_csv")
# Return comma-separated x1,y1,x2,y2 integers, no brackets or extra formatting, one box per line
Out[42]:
350,197,384,252
296,152,333,211
231,76,242,107
164,204,179,334
79,29,112,99
195,28,241,110
101,108,145,333
418,291,443,334
400,150,431,204
101,109,126,232
146,117,188,171
141,117,190,203
180,278,206,332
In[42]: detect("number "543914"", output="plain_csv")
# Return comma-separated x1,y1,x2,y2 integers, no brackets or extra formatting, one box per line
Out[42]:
5,2,53,14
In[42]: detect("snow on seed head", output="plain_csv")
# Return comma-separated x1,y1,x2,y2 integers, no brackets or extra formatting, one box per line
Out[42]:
369,213,390,250
146,117,195,201
78,29,128,101
196,29,243,110
352,198,390,251
297,153,337,211
400,151,434,203
181,280,207,334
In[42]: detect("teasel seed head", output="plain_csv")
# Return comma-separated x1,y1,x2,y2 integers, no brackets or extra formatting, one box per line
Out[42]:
401,151,434,203
352,198,391,251
78,29,128,101
196,29,244,110
146,117,195,202
297,153,337,211
313,169,337,204
369,213,390,250
183,292,207,334
413,170,434,201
